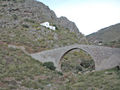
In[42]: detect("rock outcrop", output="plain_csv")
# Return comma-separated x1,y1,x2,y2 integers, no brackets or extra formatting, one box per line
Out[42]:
0,0,83,36
24,0,81,34
56,16,80,34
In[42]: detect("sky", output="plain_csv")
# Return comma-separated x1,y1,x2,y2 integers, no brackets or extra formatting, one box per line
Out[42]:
37,0,120,35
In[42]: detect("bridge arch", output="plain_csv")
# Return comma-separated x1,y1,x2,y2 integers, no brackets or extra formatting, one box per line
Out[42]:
57,46,96,71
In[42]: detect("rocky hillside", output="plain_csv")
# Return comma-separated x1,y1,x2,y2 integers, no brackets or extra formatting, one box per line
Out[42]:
0,0,87,53
0,43,120,90
0,0,120,90
87,23,120,47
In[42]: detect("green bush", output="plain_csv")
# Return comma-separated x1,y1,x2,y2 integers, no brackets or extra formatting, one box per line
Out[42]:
53,24,58,30
76,65,82,72
12,14,18,20
43,62,56,70
22,24,29,28
57,71,63,76
24,18,35,23
80,61,90,68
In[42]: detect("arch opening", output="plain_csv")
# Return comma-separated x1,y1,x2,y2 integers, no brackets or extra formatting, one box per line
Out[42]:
59,48,95,73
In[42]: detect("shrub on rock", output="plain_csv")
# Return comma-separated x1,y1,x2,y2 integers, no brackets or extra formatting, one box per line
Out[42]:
43,62,56,70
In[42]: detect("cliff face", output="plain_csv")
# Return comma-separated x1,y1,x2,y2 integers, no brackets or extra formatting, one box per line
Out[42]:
23,0,81,34
0,0,82,34
57,16,80,34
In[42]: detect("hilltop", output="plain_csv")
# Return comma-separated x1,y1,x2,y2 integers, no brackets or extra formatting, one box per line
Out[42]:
87,23,120,47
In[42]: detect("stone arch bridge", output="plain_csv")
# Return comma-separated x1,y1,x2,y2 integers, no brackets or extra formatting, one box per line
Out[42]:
30,44,120,71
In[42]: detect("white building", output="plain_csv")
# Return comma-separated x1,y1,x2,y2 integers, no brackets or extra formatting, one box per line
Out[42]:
40,22,56,30
49,26,56,30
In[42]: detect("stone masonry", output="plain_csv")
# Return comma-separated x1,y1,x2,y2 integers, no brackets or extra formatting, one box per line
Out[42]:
30,44,120,71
